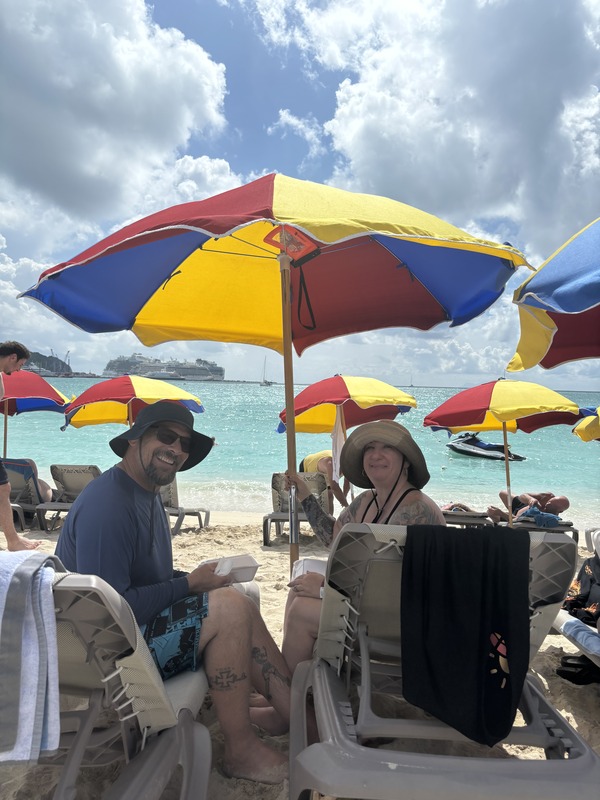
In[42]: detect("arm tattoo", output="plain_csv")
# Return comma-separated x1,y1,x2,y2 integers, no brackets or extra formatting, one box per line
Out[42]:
300,493,335,546
252,646,291,701
207,667,247,691
388,500,444,526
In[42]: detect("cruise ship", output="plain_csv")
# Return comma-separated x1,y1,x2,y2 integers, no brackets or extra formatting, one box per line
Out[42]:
103,354,225,381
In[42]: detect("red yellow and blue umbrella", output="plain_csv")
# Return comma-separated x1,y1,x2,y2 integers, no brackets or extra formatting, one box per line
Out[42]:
2,370,70,457
62,375,204,429
508,217,600,372
21,173,528,566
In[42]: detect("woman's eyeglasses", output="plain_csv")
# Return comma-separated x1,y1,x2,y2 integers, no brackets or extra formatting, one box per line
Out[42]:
152,426,191,453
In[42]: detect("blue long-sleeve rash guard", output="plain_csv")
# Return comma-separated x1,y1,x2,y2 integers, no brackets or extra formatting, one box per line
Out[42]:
56,467,190,625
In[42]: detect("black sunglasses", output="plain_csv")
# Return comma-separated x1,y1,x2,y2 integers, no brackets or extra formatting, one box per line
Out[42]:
151,426,191,454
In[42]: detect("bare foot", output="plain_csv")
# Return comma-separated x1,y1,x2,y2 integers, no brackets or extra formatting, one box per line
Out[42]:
486,506,504,524
6,535,42,551
249,705,289,736
222,737,288,784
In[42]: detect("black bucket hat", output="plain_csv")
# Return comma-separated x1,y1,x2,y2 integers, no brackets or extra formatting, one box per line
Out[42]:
109,401,214,470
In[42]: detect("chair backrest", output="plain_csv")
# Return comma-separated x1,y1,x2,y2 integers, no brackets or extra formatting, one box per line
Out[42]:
50,464,102,502
53,572,179,734
316,523,578,671
271,472,328,513
159,477,180,509
4,458,45,505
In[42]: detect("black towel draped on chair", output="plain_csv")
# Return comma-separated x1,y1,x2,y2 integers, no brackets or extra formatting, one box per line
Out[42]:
400,524,530,746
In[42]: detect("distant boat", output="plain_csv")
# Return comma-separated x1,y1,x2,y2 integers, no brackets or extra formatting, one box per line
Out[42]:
261,358,274,386
142,370,182,380
447,433,526,462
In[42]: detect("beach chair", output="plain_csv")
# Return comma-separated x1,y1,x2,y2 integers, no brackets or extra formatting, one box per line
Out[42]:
36,464,102,531
4,458,46,529
442,509,493,527
40,567,211,799
159,477,210,536
512,517,579,544
289,523,600,800
263,471,329,546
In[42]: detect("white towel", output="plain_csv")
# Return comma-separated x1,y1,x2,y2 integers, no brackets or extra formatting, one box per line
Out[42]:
0,551,63,764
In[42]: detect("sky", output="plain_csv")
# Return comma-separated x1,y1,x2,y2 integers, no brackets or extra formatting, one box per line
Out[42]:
1,0,599,391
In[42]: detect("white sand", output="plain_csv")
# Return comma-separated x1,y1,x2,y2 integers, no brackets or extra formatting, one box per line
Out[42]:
1,516,599,799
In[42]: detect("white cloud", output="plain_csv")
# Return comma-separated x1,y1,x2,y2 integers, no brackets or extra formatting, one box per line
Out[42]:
267,109,327,163
0,0,598,390
1,0,227,222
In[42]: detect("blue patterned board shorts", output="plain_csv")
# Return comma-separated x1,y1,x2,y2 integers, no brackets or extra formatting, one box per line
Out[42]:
140,593,209,681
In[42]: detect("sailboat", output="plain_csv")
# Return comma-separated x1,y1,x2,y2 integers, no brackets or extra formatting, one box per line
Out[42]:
261,357,274,386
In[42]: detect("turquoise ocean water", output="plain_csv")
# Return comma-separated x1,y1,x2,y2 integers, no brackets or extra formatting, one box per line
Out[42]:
5,379,600,530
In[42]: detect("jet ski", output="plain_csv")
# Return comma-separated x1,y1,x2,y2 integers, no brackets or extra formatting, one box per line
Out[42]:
446,433,526,461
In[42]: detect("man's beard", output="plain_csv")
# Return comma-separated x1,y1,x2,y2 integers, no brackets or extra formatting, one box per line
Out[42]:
144,451,180,486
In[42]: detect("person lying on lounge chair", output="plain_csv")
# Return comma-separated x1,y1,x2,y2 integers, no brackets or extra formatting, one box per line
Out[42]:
487,490,570,523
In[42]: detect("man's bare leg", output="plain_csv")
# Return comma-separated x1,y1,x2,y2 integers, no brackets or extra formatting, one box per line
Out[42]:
199,588,288,784
0,485,41,551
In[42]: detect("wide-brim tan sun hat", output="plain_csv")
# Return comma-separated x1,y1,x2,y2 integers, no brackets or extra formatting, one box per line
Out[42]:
340,419,430,489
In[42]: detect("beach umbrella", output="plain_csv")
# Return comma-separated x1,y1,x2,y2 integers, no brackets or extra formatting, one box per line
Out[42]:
573,408,600,443
1,370,70,458
507,217,600,372
21,173,528,567
423,379,582,525
62,375,204,429
276,374,416,484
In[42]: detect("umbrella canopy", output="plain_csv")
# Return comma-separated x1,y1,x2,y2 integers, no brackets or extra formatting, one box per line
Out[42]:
507,217,600,371
63,375,204,429
1,370,70,458
573,408,600,443
21,173,527,567
277,375,416,434
423,379,582,525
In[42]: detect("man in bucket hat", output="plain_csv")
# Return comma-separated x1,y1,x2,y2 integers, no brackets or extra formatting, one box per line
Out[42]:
56,401,290,784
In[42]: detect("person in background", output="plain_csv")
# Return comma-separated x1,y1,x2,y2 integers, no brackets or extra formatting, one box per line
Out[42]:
487,490,570,523
0,340,42,551
299,448,349,510
56,401,291,784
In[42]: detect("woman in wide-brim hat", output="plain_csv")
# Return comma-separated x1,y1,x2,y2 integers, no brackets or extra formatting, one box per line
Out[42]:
281,419,445,677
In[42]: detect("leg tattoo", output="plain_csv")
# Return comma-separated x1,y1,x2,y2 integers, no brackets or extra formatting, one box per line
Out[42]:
252,646,291,701
207,667,247,691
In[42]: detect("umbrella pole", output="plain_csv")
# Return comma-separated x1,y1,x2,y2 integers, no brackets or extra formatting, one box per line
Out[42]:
3,404,7,459
279,252,299,573
502,422,513,527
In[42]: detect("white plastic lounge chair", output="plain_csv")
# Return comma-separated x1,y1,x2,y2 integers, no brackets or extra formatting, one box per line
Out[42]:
4,458,46,528
40,568,211,799
36,464,102,531
263,471,329,546
289,522,600,800
159,477,210,535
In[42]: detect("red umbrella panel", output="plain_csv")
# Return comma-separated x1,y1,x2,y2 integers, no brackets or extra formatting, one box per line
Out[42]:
1,370,70,458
